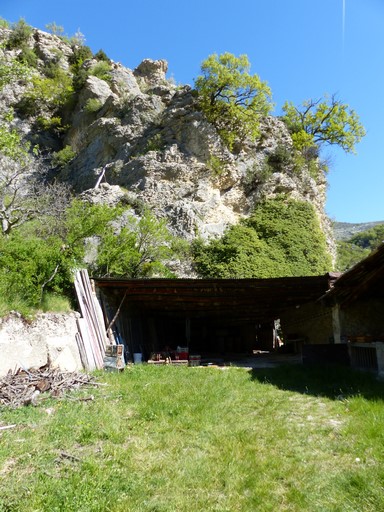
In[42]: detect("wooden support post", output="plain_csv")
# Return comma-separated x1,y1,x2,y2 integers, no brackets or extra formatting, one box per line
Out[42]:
332,304,341,344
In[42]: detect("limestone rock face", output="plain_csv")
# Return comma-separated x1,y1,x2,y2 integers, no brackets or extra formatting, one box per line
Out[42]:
133,58,168,86
33,30,73,69
0,26,337,272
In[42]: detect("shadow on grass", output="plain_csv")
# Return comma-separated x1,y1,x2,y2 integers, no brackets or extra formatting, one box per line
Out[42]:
250,363,384,401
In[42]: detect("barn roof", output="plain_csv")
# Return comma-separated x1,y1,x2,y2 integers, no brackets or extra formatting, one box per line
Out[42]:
94,274,338,322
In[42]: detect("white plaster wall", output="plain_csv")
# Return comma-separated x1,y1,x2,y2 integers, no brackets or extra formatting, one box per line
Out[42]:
0,312,83,377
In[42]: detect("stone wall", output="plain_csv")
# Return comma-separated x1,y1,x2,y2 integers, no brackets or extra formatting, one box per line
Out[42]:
280,302,334,346
339,298,384,339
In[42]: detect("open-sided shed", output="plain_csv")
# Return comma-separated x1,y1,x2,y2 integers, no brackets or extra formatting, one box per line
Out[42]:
321,243,384,373
94,274,336,360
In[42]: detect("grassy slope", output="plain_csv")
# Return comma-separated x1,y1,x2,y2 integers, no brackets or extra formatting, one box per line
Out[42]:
0,364,384,511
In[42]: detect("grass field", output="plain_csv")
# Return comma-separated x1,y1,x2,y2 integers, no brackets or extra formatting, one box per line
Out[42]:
1,363,384,511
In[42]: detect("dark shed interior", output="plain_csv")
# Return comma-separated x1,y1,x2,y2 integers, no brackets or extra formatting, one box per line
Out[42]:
94,275,335,361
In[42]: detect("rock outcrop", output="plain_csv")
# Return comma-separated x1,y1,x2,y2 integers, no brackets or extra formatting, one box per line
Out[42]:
0,27,336,271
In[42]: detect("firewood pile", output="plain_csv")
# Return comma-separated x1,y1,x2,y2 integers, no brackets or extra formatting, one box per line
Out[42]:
0,365,98,408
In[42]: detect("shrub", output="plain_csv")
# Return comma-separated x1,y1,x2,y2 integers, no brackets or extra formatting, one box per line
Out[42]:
144,133,164,152
35,116,63,132
0,109,31,162
266,145,292,171
0,56,30,90
68,44,93,67
5,18,39,68
244,160,273,190
0,18,10,29
17,46,38,68
0,199,123,314
72,67,89,91
192,226,289,278
193,196,332,278
84,98,103,113
94,49,111,63
52,145,76,167
18,69,73,116
43,60,64,79
6,18,33,50
89,61,112,82
0,231,66,307
246,196,332,275
293,152,320,180
45,22,64,36
207,155,227,176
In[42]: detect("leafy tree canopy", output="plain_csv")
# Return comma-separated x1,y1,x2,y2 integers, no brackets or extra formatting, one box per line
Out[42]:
335,241,369,272
282,95,365,154
0,199,121,307
195,53,273,151
0,54,30,90
349,224,384,250
193,196,332,278
336,224,384,271
0,197,182,313
193,224,289,278
94,209,177,278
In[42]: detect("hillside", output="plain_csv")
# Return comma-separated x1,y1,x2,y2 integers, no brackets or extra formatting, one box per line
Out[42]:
0,23,333,238
0,19,349,311
333,221,384,241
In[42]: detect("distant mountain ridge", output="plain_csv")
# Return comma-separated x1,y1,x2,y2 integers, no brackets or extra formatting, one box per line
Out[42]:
333,221,384,241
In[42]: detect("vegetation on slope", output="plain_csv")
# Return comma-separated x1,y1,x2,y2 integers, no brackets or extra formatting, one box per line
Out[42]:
193,196,332,278
336,223,384,271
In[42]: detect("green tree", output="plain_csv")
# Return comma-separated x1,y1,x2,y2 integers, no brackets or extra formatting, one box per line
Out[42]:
0,110,31,163
195,53,273,151
19,69,73,116
0,199,122,310
0,230,67,308
0,55,30,90
246,197,332,275
6,18,33,50
193,196,332,278
335,224,384,271
193,225,289,278
282,95,365,154
94,209,175,278
335,240,369,272
45,22,64,36
349,224,384,250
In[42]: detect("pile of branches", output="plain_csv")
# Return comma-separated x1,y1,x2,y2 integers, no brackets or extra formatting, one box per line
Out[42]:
0,365,98,408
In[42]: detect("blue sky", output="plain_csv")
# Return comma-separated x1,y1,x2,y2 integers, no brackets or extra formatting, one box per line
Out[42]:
2,0,384,223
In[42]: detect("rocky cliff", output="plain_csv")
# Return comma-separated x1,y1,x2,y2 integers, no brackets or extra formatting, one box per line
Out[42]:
0,26,336,271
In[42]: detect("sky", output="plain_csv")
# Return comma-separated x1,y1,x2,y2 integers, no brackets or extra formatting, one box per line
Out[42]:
1,0,384,223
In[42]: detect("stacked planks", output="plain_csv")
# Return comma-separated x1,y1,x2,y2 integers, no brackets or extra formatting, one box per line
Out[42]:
74,269,110,370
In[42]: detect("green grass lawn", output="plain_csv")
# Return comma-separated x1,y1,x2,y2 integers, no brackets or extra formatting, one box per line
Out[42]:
1,364,384,511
